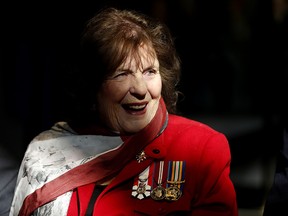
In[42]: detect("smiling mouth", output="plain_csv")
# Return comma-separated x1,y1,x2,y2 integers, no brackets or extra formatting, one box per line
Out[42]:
122,103,147,112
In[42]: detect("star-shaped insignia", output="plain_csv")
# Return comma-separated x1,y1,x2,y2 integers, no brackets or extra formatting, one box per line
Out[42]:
136,150,146,163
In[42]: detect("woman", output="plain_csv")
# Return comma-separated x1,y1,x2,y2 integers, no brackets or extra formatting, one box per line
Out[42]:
10,7,238,216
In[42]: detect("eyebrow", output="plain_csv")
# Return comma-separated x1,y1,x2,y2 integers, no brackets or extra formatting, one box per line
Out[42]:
117,65,157,73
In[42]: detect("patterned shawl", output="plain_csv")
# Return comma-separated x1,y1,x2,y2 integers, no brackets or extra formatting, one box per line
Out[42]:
10,98,168,216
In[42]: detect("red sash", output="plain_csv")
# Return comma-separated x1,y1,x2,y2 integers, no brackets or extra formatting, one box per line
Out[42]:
19,98,168,216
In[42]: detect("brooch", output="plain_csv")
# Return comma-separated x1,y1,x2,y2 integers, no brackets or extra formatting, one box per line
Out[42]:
136,150,146,163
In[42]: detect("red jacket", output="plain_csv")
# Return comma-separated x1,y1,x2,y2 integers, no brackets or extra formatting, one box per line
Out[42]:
69,114,238,216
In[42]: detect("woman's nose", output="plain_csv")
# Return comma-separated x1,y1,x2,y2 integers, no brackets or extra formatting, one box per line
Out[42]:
129,73,147,99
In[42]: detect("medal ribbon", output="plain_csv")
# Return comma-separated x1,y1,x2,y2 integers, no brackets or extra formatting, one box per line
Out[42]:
157,161,164,185
131,165,153,199
167,161,186,189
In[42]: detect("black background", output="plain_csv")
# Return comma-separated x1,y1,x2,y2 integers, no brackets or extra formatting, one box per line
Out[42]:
1,0,288,210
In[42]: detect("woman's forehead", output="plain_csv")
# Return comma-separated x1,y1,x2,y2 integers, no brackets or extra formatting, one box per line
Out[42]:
118,44,158,70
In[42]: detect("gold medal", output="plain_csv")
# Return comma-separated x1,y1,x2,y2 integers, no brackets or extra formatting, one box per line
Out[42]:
165,161,186,201
165,185,182,201
151,185,166,200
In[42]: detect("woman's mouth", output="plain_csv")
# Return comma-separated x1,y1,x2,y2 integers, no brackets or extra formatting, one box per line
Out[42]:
122,103,147,114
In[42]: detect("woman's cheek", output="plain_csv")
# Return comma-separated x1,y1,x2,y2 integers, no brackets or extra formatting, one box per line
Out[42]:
103,81,127,101
148,77,162,98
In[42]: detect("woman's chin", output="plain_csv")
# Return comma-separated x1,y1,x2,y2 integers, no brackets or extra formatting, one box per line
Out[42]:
121,121,150,134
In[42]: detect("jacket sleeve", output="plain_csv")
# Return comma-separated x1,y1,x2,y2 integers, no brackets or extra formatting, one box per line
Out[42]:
189,132,238,216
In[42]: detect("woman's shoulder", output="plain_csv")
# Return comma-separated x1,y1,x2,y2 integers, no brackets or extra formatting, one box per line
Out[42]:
166,114,231,163
168,114,222,136
31,122,77,142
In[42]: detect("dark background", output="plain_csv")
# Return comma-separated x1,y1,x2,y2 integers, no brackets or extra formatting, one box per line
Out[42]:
1,0,288,212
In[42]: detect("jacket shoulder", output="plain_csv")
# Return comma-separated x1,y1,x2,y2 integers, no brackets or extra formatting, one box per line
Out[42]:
168,114,223,136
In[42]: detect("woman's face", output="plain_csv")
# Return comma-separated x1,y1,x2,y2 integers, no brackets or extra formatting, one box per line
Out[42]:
97,45,162,134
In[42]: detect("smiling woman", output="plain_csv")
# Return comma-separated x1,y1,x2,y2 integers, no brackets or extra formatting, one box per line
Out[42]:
97,44,162,134
9,7,238,216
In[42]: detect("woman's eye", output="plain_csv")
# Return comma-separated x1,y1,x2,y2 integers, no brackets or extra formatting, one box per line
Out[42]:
143,69,157,76
113,72,128,79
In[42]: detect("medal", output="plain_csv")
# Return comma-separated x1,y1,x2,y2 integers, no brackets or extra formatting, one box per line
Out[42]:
132,166,152,199
151,185,166,200
165,161,186,201
165,185,182,201
151,161,166,200
136,179,149,194
132,160,186,202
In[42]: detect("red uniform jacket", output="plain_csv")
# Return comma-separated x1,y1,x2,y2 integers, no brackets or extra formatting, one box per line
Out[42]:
69,114,238,216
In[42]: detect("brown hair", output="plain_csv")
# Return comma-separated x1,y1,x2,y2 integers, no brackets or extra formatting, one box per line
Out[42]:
71,7,181,125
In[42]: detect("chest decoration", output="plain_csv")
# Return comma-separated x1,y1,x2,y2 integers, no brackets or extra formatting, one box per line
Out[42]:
136,150,147,163
131,160,186,201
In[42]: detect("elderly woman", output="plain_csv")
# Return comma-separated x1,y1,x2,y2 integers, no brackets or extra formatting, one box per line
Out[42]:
10,7,238,216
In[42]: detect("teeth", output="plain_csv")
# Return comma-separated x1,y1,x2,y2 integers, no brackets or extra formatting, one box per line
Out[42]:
128,104,146,110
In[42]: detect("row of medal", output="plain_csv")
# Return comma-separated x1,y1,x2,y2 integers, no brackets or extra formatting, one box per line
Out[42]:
132,160,186,201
